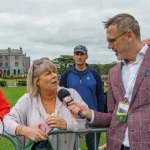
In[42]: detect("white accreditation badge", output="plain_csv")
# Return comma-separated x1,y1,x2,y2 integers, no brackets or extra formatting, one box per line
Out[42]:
116,101,129,122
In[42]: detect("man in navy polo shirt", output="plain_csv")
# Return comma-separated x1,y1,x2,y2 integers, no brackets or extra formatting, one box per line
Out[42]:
59,45,104,150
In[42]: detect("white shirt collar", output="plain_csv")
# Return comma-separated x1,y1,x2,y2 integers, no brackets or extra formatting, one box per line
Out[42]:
122,44,148,65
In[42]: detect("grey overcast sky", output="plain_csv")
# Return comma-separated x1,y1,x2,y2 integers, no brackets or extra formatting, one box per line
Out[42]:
0,0,149,64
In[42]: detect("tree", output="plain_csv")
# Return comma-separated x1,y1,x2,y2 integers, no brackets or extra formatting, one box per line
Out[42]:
89,64,101,74
53,55,117,76
99,61,117,75
90,62,117,75
52,55,74,75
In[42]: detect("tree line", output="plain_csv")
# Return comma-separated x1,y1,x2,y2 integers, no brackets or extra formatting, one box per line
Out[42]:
52,55,117,76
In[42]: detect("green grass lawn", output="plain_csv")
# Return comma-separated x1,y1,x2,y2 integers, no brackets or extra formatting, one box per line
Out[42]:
1,86,27,108
0,86,27,150
0,86,106,150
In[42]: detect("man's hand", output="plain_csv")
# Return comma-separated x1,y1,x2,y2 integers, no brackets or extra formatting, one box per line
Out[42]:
68,101,92,120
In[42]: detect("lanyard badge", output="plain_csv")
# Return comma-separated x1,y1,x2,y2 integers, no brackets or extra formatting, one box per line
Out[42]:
116,101,129,122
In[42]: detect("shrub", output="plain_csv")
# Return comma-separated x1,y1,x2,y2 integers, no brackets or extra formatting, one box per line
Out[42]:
17,80,27,86
4,76,26,80
0,80,7,86
2,76,6,79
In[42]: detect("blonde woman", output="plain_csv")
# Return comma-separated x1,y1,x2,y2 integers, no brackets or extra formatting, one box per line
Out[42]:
4,57,87,150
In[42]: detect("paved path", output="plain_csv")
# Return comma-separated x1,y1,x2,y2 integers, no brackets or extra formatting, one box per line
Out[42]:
7,83,17,87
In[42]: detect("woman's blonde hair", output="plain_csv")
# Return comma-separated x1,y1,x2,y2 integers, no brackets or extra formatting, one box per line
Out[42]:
27,57,57,97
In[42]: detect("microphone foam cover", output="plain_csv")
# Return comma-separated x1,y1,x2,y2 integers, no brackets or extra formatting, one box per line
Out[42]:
57,89,70,102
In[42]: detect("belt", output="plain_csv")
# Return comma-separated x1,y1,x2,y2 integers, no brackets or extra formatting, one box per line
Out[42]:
121,144,130,150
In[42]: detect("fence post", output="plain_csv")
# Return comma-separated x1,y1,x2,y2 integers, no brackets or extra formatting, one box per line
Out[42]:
94,132,97,150
75,133,78,150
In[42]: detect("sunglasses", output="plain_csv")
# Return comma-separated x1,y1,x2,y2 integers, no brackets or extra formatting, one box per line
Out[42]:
32,60,42,83
32,59,43,77
32,59,56,79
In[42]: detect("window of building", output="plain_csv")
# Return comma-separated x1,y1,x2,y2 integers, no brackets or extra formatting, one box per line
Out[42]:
14,69,16,76
6,63,8,66
0,56,2,59
5,56,8,60
18,69,20,75
15,56,19,60
15,62,19,66
0,62,2,66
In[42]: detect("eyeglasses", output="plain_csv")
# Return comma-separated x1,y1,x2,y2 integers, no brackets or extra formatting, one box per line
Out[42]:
107,31,127,45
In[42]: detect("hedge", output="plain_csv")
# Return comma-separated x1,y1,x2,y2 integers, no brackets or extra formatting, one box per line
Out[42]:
0,80,7,86
17,80,27,86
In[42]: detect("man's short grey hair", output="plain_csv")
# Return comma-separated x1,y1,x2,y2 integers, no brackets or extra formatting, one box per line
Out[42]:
102,13,141,38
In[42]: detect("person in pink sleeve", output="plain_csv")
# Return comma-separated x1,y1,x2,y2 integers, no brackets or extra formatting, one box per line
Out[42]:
0,89,10,120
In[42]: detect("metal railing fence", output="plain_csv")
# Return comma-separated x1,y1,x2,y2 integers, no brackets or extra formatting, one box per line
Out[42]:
2,132,22,150
2,128,108,150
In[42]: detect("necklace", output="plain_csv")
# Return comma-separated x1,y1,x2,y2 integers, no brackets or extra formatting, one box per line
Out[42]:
41,98,56,105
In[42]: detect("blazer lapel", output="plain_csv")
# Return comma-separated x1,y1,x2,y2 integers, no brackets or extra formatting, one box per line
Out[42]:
131,47,150,102
116,63,126,99
111,63,125,103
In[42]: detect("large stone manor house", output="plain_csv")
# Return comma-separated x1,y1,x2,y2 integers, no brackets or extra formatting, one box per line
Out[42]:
0,47,30,77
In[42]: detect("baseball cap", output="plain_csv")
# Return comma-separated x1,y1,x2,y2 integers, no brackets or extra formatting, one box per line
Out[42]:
74,45,88,54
